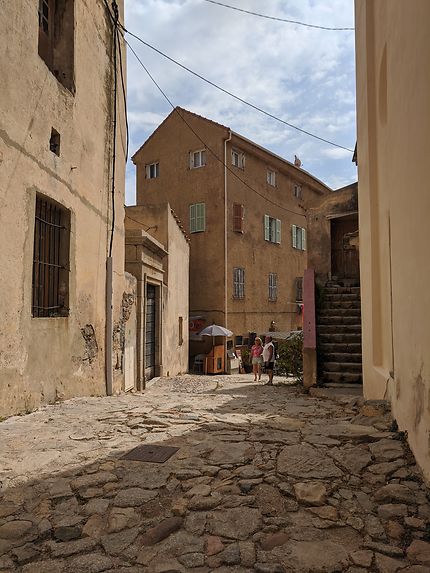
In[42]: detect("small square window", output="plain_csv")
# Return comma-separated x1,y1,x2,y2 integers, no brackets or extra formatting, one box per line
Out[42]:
146,162,159,179
190,149,206,169
49,128,60,156
293,184,302,199
267,169,276,187
232,149,245,169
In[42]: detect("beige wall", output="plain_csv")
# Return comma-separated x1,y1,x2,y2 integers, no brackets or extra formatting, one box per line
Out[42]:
355,0,430,481
125,204,189,381
0,1,126,416
134,108,329,340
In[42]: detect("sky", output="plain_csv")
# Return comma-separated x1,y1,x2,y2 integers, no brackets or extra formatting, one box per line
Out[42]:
124,0,357,205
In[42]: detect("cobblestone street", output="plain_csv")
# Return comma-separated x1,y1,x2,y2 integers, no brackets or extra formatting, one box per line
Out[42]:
0,374,429,572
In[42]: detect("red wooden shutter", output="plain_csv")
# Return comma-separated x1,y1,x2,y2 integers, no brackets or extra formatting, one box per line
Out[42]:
233,203,244,233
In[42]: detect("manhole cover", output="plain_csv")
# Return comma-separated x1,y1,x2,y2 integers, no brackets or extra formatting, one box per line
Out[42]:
121,444,179,463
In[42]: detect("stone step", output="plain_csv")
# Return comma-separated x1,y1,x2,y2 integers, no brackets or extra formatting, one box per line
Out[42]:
320,300,361,310
321,371,363,384
323,287,361,295
318,333,362,344
321,361,363,373
318,324,362,335
319,342,362,353
322,353,362,364
318,315,361,326
324,293,361,302
319,307,361,317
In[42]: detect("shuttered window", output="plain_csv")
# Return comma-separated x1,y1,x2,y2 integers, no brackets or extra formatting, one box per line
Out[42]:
232,149,245,169
233,267,245,299
190,203,206,233
264,215,281,244
292,225,306,250
190,149,206,169
233,203,244,233
269,273,278,301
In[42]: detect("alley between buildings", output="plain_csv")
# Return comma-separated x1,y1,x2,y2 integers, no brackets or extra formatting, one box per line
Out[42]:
0,375,429,573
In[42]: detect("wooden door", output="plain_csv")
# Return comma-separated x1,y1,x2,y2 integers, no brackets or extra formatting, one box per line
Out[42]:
331,215,360,279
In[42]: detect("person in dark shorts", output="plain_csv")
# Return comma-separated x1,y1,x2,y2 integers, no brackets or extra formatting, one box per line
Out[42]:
262,335,275,385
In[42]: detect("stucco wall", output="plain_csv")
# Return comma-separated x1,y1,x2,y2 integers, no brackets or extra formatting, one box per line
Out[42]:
306,184,358,284
134,108,329,339
355,0,430,481
0,1,126,416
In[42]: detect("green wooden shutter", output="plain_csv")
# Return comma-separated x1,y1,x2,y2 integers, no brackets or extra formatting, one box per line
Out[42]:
276,219,281,244
264,215,270,241
196,203,205,231
302,228,306,251
292,224,297,248
190,204,196,233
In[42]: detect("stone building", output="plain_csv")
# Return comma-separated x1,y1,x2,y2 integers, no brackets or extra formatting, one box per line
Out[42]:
125,204,190,386
132,107,330,343
0,1,128,416
355,0,430,480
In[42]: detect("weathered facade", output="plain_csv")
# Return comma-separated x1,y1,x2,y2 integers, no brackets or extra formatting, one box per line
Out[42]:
355,0,430,480
125,204,190,385
0,1,127,417
133,108,330,343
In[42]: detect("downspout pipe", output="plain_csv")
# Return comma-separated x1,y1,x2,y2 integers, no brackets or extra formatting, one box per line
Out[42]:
224,129,232,329
106,256,113,395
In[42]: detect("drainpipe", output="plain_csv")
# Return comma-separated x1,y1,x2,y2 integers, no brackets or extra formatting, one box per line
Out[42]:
224,129,232,329
105,256,113,396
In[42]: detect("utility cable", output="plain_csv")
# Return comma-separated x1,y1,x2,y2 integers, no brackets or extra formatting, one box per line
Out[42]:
116,27,129,161
125,39,307,218
202,0,355,31
108,0,119,258
123,28,353,153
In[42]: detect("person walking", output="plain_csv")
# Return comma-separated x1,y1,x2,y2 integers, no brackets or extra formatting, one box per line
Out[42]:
250,337,263,382
262,335,275,385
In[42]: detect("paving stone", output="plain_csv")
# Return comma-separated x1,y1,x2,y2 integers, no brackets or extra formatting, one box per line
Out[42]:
0,520,33,539
363,541,404,558
368,460,406,475
329,446,372,475
239,540,256,567
82,514,107,538
287,540,349,572
21,560,66,572
365,514,386,539
308,505,338,520
293,482,327,506
385,520,405,540
178,551,205,568
254,564,286,573
219,543,240,565
277,444,343,479
53,524,82,541
208,507,261,540
188,494,221,511
184,484,211,498
350,549,373,567
406,540,430,564
374,484,417,505
206,535,224,556
47,537,98,558
140,517,183,546
377,504,408,520
83,498,110,516
405,517,426,530
260,532,289,551
113,487,158,507
369,440,405,461
70,472,117,491
374,552,406,573
184,512,207,535
100,526,140,556
107,507,140,533
66,553,113,572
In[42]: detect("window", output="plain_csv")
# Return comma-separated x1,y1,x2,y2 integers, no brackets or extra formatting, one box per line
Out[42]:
296,277,303,302
264,215,281,244
232,149,245,169
293,183,302,199
269,273,278,301
49,128,60,156
233,267,245,299
38,0,75,93
189,203,205,233
267,169,276,187
146,162,159,179
233,203,244,233
292,225,306,250
178,316,183,346
190,149,206,169
32,194,70,318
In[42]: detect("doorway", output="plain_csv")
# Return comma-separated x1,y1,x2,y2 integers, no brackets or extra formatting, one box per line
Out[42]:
331,214,360,280
145,283,158,380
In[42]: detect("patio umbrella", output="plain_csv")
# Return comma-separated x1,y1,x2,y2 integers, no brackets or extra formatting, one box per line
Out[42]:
199,324,233,337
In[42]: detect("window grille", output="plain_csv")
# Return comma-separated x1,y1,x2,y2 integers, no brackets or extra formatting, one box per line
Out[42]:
32,194,70,317
233,267,245,299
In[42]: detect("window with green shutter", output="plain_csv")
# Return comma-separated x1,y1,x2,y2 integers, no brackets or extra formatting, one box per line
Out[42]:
190,203,206,233
264,215,281,244
292,225,306,250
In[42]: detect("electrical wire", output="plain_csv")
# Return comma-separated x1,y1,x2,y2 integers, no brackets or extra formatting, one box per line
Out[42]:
116,27,129,161
123,28,353,153
125,213,157,232
108,1,118,258
202,0,355,31
125,38,308,218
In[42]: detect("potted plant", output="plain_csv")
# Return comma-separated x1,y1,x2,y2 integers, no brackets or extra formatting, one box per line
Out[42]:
241,347,252,373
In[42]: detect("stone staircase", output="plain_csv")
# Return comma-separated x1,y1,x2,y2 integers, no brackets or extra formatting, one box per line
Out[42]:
317,281,362,384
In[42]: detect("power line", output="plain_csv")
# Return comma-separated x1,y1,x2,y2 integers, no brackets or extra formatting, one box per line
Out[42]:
123,27,353,153
202,0,355,31
125,38,307,218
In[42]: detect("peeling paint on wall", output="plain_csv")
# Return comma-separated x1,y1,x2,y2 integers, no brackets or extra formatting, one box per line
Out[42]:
113,292,135,370
81,324,98,364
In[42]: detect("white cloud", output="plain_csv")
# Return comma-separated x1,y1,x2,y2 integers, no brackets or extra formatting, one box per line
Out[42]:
124,0,357,204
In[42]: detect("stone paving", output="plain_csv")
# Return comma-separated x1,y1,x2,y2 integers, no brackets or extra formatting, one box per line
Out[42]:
0,374,430,573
